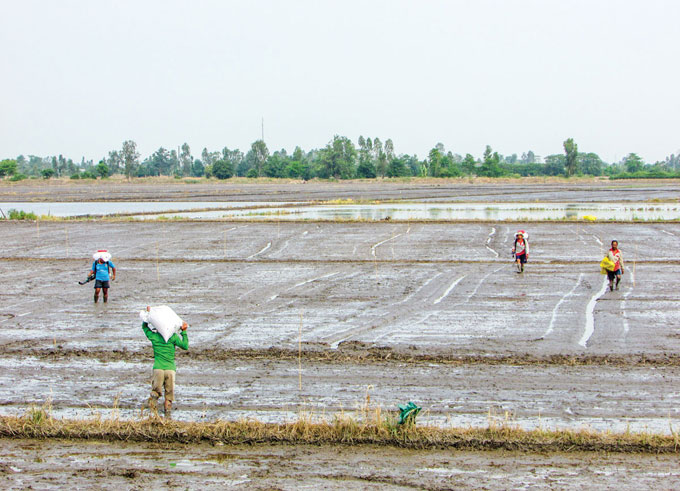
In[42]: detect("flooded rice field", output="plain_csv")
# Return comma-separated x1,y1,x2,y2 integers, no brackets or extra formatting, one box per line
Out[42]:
138,201,680,221
0,201,284,217
2,180,680,488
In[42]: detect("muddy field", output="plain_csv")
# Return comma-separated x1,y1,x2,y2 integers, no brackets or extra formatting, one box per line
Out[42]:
1,177,680,203
1,220,680,432
2,438,680,490
2,181,680,488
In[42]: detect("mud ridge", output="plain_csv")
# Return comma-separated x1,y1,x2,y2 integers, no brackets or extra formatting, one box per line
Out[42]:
7,345,680,367
2,415,679,454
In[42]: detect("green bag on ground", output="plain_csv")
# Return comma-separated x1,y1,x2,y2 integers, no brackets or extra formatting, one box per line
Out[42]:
398,401,422,425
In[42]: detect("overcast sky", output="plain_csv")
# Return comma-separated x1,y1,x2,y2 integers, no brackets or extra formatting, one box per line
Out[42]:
2,0,679,164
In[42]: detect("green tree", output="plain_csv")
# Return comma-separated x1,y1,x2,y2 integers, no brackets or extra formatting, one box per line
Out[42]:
180,143,192,176
357,136,376,178
578,152,603,175
0,159,17,177
263,151,288,178
211,159,234,179
95,161,110,178
544,154,566,176
563,138,578,177
191,159,205,177
41,168,55,179
428,147,442,177
201,148,219,169
386,156,410,177
318,135,356,179
285,146,311,179
623,153,644,173
479,145,502,177
150,147,173,175
462,153,476,175
121,140,140,180
373,138,387,177
106,150,122,175
249,140,269,177
520,151,536,164
169,149,180,175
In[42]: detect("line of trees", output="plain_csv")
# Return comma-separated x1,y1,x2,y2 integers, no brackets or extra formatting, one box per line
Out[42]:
3,137,680,181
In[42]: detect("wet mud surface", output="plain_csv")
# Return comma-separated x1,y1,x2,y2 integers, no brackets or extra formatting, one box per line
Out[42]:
2,438,679,490
1,177,680,203
1,220,680,435
2,184,680,487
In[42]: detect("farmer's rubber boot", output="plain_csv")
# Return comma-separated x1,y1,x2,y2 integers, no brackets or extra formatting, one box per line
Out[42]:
609,281,614,291
94,292,99,303
521,264,524,273
103,292,108,303
615,279,620,290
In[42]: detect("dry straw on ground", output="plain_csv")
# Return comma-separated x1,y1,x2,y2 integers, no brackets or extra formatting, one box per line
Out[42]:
2,405,679,454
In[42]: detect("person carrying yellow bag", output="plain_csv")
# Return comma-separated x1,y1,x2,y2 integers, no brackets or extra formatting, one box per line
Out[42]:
600,256,616,275
601,240,624,291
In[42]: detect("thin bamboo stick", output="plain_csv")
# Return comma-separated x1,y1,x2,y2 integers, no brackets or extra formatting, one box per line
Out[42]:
298,310,303,390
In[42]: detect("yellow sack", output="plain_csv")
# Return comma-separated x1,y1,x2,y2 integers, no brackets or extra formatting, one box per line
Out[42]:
600,256,615,274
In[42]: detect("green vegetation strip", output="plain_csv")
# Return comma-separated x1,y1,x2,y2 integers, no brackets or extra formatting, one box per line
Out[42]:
1,412,678,453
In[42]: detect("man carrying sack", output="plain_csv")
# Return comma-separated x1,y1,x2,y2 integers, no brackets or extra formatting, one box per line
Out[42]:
142,305,189,419
89,250,116,303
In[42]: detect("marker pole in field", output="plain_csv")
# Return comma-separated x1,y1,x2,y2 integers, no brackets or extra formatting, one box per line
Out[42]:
633,243,637,287
298,310,303,390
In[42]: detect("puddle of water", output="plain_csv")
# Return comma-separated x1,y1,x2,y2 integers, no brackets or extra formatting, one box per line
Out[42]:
2,201,679,221
0,202,289,217
137,202,680,221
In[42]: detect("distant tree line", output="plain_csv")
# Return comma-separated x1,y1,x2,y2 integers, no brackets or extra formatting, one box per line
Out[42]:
3,137,680,181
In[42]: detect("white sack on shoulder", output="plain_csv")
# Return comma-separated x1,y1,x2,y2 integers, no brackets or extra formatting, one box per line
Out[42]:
139,305,183,343
93,250,112,262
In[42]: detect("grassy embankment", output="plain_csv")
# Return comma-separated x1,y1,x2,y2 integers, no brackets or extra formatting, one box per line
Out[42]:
2,404,679,454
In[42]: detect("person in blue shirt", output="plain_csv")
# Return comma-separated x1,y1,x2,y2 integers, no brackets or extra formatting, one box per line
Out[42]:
89,257,116,303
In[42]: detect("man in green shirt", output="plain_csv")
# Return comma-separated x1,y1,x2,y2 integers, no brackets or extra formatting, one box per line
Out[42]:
142,306,189,419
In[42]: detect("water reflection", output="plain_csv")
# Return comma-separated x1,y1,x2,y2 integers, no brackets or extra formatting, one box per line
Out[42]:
2,201,679,221
0,201,289,217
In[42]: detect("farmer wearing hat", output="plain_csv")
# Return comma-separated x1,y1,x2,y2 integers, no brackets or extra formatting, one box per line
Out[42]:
512,230,529,273
88,250,116,303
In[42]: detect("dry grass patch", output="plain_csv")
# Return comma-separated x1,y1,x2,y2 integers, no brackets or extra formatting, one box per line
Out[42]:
2,406,679,454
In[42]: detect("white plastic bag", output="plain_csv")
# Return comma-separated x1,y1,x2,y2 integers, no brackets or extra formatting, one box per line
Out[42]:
140,305,183,342
93,249,112,262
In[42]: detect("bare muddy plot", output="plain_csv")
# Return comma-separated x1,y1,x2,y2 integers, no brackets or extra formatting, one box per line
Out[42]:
2,178,680,203
2,438,679,490
1,220,680,437
1,221,680,358
0,355,678,434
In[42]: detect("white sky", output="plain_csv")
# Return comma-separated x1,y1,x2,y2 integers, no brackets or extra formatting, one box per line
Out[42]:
1,0,679,163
